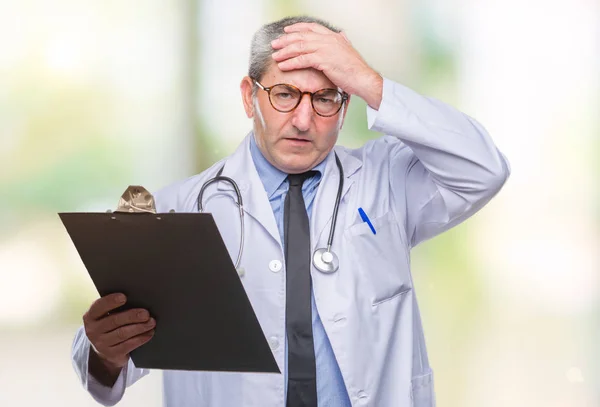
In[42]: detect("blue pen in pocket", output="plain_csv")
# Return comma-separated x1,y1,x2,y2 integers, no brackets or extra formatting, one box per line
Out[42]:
358,208,376,235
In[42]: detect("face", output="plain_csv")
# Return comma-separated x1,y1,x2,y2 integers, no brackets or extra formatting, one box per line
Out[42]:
241,63,349,174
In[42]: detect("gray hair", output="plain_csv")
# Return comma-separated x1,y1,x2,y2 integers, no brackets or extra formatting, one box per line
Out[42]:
248,16,341,93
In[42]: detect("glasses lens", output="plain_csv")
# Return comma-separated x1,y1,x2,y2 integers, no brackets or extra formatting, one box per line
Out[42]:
313,89,343,116
269,84,301,111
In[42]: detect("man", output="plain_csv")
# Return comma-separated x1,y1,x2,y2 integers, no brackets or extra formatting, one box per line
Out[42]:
72,16,510,407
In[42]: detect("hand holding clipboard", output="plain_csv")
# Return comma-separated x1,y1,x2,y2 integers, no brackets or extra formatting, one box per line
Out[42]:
60,186,279,374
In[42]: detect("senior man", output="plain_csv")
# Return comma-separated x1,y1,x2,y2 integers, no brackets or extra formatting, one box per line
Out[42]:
72,15,510,407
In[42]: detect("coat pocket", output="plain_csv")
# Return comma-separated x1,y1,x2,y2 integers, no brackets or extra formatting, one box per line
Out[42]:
345,211,412,305
411,371,435,407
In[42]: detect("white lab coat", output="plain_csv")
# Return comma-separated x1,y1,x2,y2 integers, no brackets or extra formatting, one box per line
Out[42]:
71,78,510,407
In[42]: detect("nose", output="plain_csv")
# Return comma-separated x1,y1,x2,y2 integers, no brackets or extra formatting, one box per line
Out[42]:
290,94,313,132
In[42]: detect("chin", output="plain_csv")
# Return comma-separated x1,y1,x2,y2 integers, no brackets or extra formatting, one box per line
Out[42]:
277,156,315,174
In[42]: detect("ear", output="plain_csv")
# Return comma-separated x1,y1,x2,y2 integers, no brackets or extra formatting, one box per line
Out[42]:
339,95,351,130
240,77,255,118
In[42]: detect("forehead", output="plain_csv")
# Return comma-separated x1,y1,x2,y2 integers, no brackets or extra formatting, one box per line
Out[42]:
261,62,337,91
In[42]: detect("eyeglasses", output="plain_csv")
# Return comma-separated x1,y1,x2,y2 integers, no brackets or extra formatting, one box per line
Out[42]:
253,79,348,117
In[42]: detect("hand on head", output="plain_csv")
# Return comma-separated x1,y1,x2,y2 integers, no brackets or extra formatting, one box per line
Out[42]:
271,22,382,109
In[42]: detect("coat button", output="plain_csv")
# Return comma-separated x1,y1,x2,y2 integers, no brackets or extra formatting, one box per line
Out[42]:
269,260,282,273
268,336,279,350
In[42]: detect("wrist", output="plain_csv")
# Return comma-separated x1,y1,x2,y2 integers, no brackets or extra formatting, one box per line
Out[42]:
360,70,383,110
89,345,123,387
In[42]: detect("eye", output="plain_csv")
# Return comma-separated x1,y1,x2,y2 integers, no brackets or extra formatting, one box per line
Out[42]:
317,97,335,104
271,85,299,101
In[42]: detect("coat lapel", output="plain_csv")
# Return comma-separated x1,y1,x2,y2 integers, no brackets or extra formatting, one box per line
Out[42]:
217,133,282,247
311,146,362,249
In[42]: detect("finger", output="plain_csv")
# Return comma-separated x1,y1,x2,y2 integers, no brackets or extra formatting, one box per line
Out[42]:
277,53,322,72
100,318,156,347
284,22,333,35
272,40,320,62
94,308,150,335
84,293,127,321
271,31,323,50
108,330,155,358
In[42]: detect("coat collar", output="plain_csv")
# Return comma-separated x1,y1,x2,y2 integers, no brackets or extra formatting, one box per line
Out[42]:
217,132,362,248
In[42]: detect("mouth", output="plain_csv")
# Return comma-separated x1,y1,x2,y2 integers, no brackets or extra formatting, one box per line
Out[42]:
284,137,311,143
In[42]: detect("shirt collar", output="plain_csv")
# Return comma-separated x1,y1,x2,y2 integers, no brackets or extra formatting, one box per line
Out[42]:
249,132,328,198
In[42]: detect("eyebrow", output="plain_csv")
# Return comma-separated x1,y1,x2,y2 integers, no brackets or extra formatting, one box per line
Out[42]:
276,82,339,92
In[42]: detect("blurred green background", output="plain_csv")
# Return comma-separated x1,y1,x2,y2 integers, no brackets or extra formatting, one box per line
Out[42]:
0,0,598,406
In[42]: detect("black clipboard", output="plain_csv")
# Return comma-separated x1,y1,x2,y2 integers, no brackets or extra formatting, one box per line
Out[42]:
59,211,280,374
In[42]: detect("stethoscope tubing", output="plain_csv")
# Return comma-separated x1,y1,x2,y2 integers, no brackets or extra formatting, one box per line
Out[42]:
196,152,344,273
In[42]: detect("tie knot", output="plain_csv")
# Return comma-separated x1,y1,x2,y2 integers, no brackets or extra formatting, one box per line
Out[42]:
287,171,317,187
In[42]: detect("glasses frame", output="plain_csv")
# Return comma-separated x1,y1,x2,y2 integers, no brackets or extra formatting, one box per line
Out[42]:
253,79,349,117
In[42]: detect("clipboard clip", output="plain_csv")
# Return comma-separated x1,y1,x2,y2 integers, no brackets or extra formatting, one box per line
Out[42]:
113,186,157,214
107,186,176,219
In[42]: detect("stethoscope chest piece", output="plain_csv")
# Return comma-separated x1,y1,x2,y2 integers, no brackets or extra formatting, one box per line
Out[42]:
313,248,339,274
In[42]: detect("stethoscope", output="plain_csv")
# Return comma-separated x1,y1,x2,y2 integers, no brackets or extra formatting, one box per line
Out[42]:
196,153,344,274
